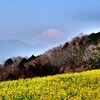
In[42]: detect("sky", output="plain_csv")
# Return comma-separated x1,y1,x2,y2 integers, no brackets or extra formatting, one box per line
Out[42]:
0,0,100,52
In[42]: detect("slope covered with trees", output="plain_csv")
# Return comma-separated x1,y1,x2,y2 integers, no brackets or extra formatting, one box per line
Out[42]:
0,32,100,81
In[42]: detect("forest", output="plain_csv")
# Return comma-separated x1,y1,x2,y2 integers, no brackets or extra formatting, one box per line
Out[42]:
0,32,100,81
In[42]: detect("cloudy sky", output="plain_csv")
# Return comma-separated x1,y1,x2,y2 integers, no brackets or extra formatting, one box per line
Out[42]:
0,0,100,49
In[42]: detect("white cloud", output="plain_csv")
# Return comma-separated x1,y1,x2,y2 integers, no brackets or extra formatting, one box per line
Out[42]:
40,28,65,40
35,28,66,45
22,28,68,48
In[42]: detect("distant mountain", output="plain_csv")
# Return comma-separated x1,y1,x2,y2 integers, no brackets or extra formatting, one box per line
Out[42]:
0,39,46,63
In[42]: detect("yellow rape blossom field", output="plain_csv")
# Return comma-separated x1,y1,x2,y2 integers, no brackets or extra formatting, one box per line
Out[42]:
0,70,100,100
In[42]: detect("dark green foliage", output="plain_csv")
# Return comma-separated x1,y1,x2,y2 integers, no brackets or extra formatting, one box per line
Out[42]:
63,42,69,49
28,55,36,61
18,58,28,70
88,32,100,45
4,58,13,67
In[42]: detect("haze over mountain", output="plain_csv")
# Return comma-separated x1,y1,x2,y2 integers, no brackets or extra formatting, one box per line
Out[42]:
0,0,100,49
0,39,47,63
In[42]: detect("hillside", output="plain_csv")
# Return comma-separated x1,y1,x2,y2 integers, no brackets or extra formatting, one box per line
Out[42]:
0,69,100,99
0,32,100,81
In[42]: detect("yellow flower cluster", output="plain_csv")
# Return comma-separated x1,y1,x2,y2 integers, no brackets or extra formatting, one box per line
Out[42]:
0,70,100,100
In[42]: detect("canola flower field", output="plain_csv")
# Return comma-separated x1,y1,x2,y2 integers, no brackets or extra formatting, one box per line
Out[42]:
0,70,100,100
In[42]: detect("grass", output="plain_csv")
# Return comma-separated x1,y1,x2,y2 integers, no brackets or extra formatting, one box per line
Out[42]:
0,70,100,100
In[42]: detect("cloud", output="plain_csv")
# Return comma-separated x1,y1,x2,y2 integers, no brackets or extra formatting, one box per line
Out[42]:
40,28,64,40
35,28,66,46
